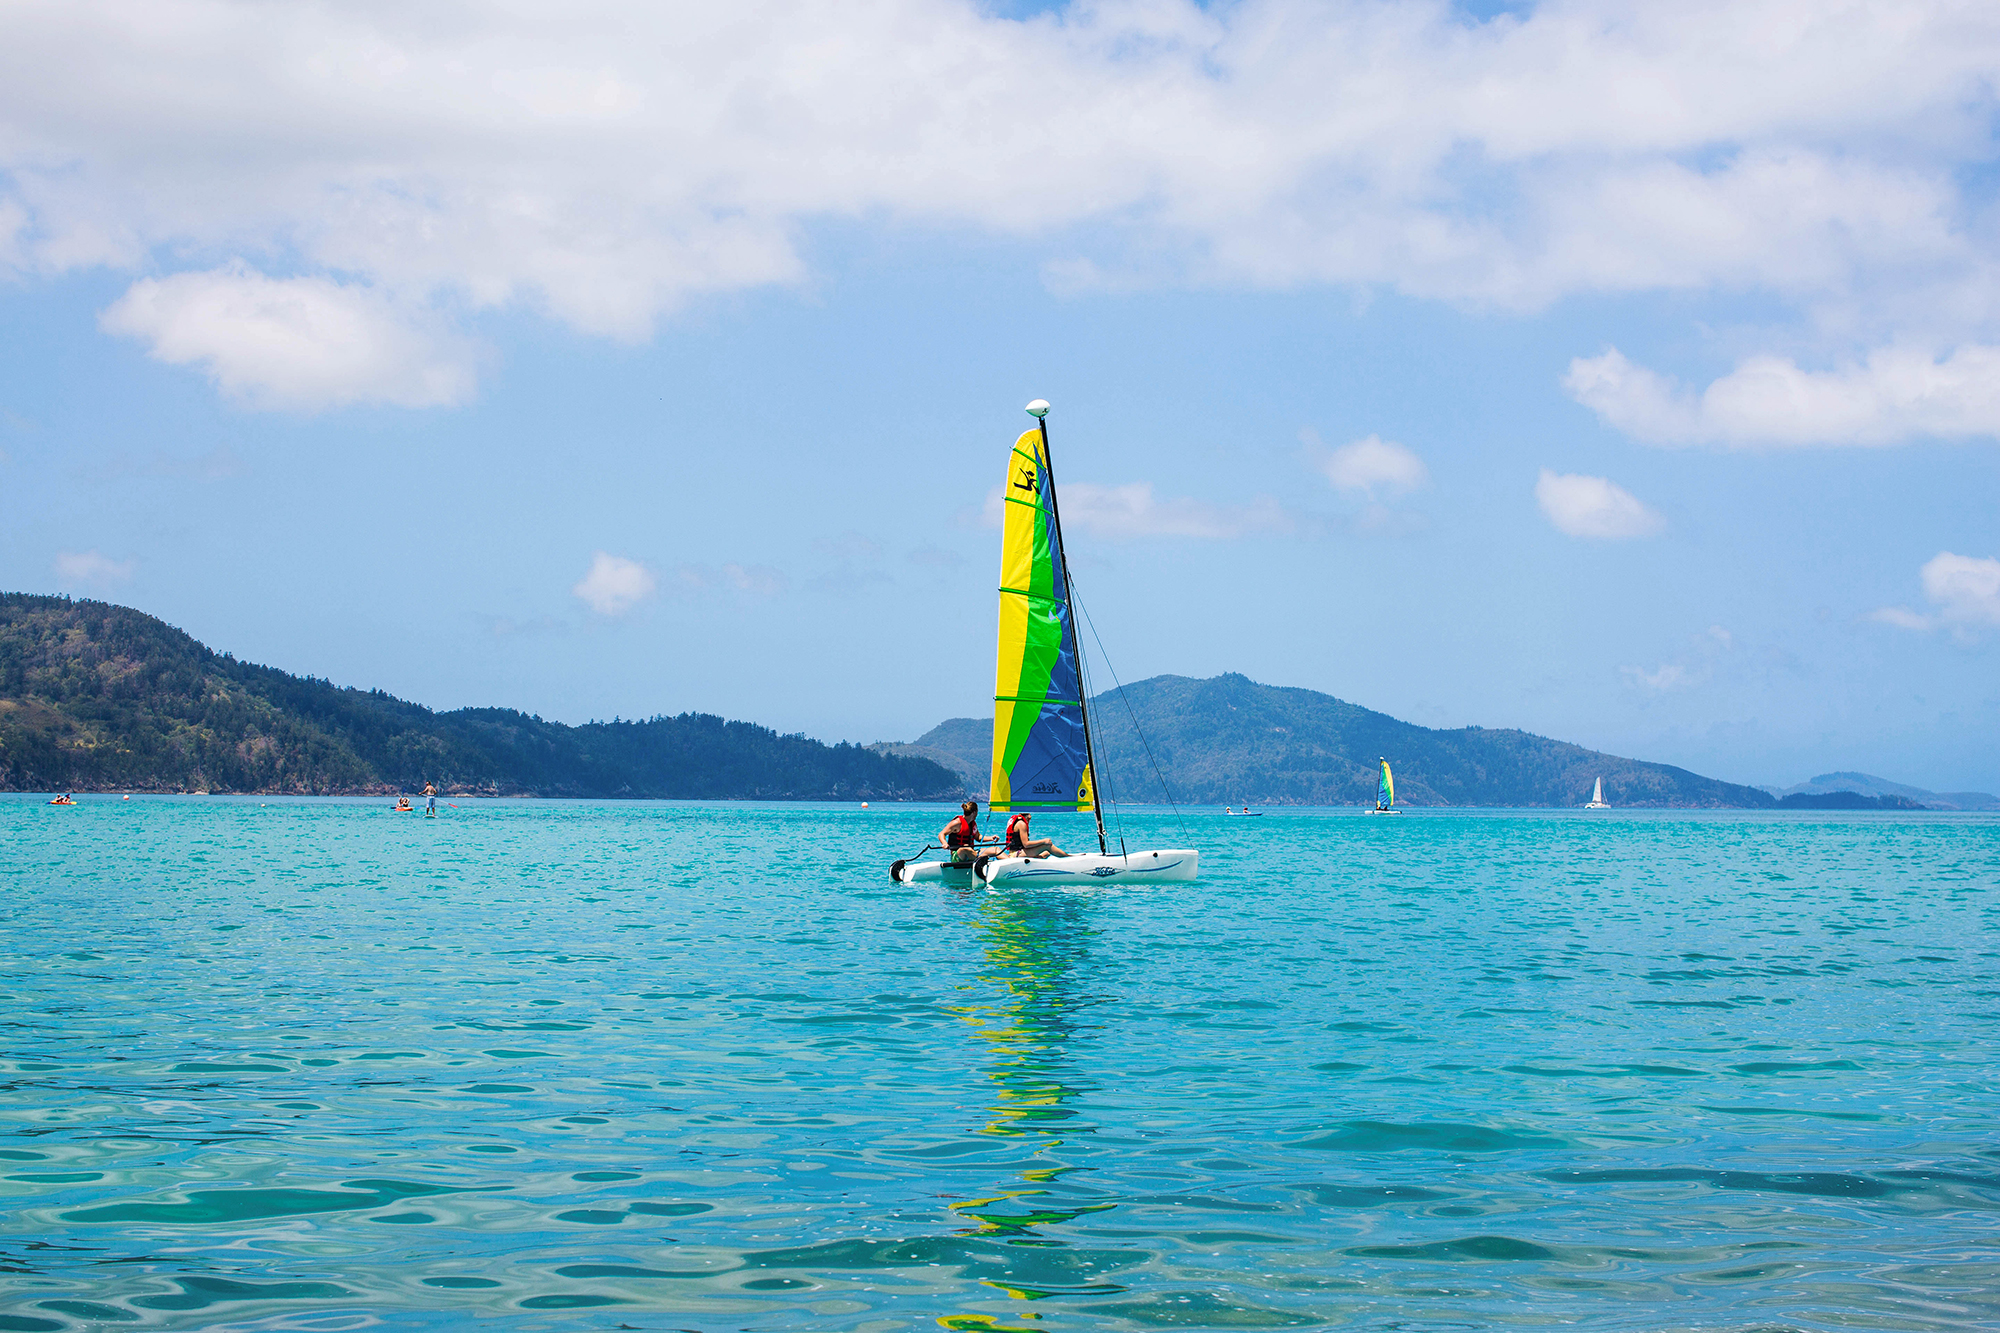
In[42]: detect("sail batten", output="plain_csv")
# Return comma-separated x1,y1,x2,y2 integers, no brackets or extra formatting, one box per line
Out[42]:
990,425,1096,815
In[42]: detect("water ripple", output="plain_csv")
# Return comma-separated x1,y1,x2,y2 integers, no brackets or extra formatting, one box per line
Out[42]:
3,797,1997,1330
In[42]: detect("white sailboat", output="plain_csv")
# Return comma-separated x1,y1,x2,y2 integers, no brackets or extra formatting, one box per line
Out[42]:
891,401,1199,887
1584,777,1610,809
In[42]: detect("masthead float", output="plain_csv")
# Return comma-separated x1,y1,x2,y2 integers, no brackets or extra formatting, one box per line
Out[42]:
891,401,1199,886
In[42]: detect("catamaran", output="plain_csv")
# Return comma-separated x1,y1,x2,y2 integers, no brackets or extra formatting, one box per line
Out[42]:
891,401,1199,887
1369,757,1402,814
1584,777,1610,809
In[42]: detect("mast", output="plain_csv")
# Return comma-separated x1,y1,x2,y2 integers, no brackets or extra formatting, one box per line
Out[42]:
1033,403,1109,856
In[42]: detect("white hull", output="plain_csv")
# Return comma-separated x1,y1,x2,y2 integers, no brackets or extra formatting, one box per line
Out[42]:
892,856,980,883
1369,807,1403,814
980,849,1198,885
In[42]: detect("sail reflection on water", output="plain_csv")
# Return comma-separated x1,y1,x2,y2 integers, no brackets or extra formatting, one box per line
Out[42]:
937,891,1128,1323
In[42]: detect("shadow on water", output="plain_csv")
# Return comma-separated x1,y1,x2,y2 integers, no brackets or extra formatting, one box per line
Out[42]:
936,889,1131,1329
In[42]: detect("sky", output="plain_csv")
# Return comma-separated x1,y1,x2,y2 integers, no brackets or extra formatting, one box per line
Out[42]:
3,0,1999,793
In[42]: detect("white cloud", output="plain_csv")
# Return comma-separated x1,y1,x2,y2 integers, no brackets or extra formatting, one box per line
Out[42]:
1621,663,1695,692
100,266,474,410
1057,482,1296,540
667,562,788,598
1869,605,1934,631
3,0,2000,398
572,551,657,616
1620,623,1735,692
54,550,134,588
719,563,786,597
1873,551,2000,633
1318,435,1428,495
1568,345,2000,446
1535,468,1664,539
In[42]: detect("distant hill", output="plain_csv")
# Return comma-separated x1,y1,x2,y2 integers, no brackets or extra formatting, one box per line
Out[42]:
1775,771,1998,812
0,593,958,800
895,672,1776,808
1775,790,1927,811
872,718,991,788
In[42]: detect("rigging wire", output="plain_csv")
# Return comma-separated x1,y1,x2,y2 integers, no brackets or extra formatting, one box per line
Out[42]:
1069,603,1127,854
1072,592,1191,848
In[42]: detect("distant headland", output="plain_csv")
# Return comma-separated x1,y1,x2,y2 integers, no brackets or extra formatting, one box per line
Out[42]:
1764,771,1998,812
0,593,957,800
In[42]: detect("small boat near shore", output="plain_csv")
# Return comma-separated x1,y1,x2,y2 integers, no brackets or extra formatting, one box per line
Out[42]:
892,401,1197,887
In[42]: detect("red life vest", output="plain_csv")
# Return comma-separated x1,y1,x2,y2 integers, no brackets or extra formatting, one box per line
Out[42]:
1006,815,1028,850
946,814,979,848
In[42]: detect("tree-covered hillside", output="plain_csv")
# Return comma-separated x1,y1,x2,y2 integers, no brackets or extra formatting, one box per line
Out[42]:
0,594,960,799
908,672,1775,808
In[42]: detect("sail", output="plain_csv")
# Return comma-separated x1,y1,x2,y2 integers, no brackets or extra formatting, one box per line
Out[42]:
1378,758,1394,809
990,426,1096,813
1592,778,1604,804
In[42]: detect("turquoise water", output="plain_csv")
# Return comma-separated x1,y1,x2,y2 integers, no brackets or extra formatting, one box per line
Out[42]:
3,796,1997,1332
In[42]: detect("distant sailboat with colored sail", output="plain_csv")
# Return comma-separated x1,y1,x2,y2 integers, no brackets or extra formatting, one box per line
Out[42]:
892,401,1198,886
1370,757,1402,814
1584,777,1610,809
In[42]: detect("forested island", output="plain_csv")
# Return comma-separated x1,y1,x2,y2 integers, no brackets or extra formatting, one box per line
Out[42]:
0,594,958,799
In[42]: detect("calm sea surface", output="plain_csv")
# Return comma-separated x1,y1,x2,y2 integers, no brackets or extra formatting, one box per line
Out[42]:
2,796,1997,1332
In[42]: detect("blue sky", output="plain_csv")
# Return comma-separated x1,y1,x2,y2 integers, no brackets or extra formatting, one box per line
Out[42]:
3,0,1998,792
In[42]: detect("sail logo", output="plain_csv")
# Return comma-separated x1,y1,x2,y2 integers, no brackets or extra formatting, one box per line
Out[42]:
1032,781,1063,794
1013,465,1037,494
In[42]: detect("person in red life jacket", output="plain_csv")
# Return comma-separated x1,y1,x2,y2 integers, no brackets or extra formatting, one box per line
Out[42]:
940,799,985,864
1002,810,1066,860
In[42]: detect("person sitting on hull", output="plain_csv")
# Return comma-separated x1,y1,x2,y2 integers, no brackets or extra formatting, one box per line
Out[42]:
1002,811,1067,860
941,799,985,864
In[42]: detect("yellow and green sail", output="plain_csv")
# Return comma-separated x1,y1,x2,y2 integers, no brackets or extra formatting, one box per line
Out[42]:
990,426,1095,814
1378,758,1394,809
